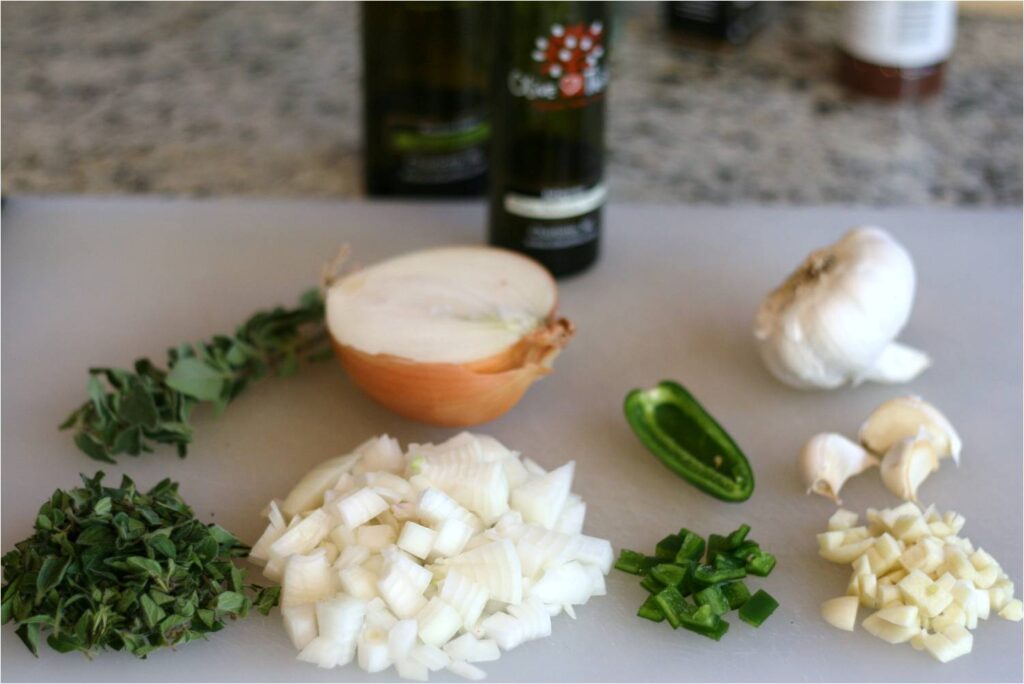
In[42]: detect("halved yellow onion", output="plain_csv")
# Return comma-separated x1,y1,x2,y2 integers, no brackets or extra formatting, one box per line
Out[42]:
326,246,573,426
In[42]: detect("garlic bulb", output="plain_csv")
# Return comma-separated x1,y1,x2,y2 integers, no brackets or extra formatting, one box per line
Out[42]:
860,395,962,465
879,432,940,502
754,227,930,389
800,432,879,503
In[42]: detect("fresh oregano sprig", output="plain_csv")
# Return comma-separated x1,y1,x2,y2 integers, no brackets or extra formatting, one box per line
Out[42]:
0,472,280,658
61,289,330,463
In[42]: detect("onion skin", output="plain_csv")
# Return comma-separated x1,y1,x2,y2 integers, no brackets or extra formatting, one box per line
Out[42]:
333,317,574,427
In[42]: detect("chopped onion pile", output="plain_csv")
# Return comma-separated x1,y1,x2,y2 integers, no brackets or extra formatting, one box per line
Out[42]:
818,502,1022,663
250,433,612,680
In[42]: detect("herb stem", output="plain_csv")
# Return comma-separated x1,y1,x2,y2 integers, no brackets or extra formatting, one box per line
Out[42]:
61,289,329,463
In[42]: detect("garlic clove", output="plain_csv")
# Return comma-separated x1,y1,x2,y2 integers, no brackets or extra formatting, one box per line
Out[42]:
859,395,962,465
861,342,932,385
862,612,920,644
821,596,860,631
800,433,879,504
879,433,940,503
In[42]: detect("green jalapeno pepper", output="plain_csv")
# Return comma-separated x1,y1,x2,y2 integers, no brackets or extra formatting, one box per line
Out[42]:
623,380,755,502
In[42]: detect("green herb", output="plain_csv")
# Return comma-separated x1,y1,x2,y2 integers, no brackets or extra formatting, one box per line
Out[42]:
61,290,329,463
1,472,279,658
615,524,778,641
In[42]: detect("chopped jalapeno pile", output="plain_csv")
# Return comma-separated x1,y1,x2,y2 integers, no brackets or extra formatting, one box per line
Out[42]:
615,524,779,641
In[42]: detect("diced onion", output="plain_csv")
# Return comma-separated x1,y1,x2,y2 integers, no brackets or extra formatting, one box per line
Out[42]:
336,487,390,529
398,522,436,560
254,433,611,680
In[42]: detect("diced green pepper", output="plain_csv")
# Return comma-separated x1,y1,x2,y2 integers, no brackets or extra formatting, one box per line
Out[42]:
726,524,751,549
675,559,698,596
694,585,730,616
746,550,777,577
720,581,751,610
706,533,729,561
653,586,691,629
623,381,755,503
614,549,647,575
738,589,779,627
679,603,715,628
731,540,760,561
674,529,706,563
679,604,730,641
637,596,665,623
697,617,730,641
693,563,746,587
651,563,688,588
641,575,666,594
714,553,745,571
655,534,683,560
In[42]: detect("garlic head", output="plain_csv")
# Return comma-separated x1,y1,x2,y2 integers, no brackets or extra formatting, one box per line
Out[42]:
879,432,940,502
754,227,930,389
800,432,879,503
860,395,962,465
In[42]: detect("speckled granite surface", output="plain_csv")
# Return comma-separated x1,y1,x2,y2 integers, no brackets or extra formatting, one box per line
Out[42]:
2,2,1021,204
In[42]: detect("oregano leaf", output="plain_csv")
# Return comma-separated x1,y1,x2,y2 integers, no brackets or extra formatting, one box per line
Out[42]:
164,358,226,402
61,291,327,462
1,473,279,658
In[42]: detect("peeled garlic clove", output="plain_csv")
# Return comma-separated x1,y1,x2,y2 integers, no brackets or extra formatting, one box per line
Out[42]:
879,433,939,502
862,612,919,644
859,395,962,465
800,433,879,504
821,595,860,631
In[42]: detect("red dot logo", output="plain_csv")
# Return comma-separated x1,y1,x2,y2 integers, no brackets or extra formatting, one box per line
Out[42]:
559,73,583,97
533,21,604,98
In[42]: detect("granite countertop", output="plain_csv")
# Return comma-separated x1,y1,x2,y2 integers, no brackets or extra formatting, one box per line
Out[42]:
2,2,1021,205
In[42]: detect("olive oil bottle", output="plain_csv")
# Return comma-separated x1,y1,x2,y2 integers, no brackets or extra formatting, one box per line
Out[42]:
363,2,492,196
488,2,610,277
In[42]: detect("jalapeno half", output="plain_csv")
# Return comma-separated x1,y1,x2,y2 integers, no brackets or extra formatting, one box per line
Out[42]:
624,380,755,502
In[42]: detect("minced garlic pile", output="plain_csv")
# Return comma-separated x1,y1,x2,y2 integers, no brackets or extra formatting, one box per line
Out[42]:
817,502,1021,662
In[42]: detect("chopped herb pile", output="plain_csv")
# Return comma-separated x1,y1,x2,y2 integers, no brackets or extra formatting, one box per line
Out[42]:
1,472,279,658
615,524,778,640
61,290,329,463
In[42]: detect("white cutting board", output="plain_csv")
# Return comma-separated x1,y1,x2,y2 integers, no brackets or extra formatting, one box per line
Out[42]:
2,198,1021,682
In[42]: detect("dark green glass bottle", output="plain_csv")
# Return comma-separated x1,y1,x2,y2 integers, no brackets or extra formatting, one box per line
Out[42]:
363,2,491,196
488,2,610,277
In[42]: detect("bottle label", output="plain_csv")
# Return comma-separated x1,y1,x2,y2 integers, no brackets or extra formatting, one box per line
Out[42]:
504,183,607,220
507,20,609,110
388,116,490,185
841,1,956,69
503,183,605,250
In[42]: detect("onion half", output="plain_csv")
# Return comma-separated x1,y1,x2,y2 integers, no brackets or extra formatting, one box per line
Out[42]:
326,246,573,426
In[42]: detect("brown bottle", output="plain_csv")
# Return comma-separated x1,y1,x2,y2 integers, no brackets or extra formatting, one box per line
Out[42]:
838,1,957,100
